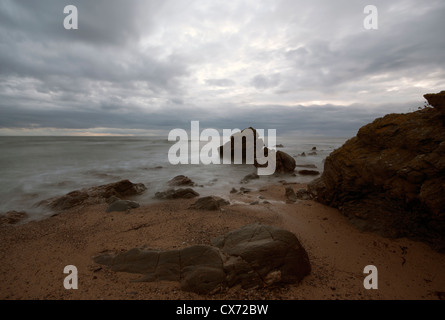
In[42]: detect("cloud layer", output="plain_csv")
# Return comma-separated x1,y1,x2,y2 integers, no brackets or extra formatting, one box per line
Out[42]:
1,0,444,136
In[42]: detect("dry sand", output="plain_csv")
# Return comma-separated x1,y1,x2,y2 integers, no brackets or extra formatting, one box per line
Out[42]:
0,183,444,300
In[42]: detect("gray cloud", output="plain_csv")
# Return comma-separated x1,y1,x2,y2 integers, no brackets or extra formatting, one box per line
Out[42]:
205,79,236,87
0,0,444,137
250,74,281,90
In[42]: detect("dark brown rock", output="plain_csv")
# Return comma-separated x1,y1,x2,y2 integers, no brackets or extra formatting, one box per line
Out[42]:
285,187,297,202
308,91,445,251
296,188,312,200
168,175,195,187
219,127,296,174
424,90,445,114
0,211,28,225
212,224,311,288
37,180,146,211
218,127,263,164
275,150,297,173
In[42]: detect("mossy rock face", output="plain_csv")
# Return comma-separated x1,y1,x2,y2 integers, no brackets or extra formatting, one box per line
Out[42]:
308,91,445,251
93,224,311,294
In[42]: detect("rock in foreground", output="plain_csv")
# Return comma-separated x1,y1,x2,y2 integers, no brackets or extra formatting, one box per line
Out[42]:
0,211,28,225
93,223,311,294
309,91,445,251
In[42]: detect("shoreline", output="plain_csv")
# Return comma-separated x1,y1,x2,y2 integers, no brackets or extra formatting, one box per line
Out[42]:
0,183,444,300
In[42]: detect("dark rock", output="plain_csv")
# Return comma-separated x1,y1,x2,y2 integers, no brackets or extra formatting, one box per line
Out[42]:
298,170,320,176
189,196,230,211
219,127,296,174
249,201,259,205
285,187,297,202
276,144,284,148
274,150,297,173
230,188,238,194
168,175,195,187
308,91,445,251
106,200,140,213
308,151,317,156
296,188,312,200
312,147,317,151
240,173,259,184
155,188,199,200
0,211,28,225
212,224,311,288
93,223,311,294
218,127,263,164
37,180,146,211
239,187,252,194
424,90,445,114
300,152,306,157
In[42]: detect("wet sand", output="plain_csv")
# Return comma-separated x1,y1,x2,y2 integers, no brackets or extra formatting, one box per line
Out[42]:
0,183,444,300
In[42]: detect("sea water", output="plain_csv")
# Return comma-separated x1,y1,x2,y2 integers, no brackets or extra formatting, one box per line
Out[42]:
0,135,348,221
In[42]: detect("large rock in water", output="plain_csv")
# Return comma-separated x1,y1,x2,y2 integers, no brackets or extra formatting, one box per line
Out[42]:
308,91,445,251
38,180,147,211
93,224,311,294
218,127,296,174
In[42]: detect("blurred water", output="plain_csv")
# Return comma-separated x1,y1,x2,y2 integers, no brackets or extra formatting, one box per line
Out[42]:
0,135,348,220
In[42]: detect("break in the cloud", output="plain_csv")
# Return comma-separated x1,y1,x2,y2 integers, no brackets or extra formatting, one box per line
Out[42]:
0,0,444,137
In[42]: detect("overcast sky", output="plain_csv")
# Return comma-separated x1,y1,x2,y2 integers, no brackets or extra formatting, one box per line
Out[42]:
0,0,444,137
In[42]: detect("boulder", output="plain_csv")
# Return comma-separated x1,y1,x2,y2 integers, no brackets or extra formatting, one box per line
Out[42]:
308,91,445,251
219,127,296,174
212,224,311,288
424,90,445,114
0,211,28,225
296,188,312,200
218,127,263,164
274,150,297,173
93,223,311,294
37,180,146,211
168,175,195,187
154,188,199,200
189,196,230,211
285,187,297,202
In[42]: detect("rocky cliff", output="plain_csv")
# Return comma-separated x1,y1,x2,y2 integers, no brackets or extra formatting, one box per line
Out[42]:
309,91,445,251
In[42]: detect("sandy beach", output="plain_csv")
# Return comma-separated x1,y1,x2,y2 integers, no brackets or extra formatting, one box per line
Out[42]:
1,182,444,300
